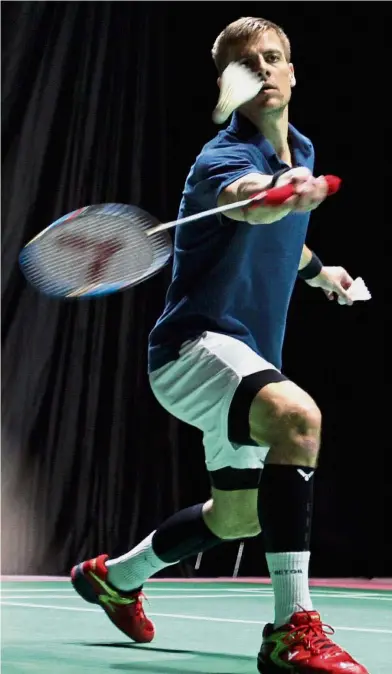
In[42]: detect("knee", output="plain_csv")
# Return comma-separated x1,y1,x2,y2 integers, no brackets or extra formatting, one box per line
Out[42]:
285,402,322,441
252,392,322,462
277,401,322,460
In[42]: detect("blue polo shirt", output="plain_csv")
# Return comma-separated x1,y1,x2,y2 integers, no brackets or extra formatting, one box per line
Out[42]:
148,112,314,373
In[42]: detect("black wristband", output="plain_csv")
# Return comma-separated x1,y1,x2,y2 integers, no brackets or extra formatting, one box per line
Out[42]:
270,167,291,188
298,252,323,280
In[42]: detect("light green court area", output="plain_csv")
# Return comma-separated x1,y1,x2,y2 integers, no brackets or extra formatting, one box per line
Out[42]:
1,581,391,673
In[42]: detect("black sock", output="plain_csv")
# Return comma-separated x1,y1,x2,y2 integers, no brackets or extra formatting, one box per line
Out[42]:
152,503,222,563
258,465,315,552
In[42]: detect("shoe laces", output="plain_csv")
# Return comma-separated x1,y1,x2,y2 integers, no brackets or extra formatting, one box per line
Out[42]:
283,608,341,656
133,591,148,619
107,589,149,623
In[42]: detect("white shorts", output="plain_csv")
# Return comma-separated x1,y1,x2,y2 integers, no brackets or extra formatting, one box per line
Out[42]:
149,331,282,476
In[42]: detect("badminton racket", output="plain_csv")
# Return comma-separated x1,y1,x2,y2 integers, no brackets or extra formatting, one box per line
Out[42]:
19,176,341,299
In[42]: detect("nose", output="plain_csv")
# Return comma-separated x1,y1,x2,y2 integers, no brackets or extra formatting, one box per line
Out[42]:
255,54,271,80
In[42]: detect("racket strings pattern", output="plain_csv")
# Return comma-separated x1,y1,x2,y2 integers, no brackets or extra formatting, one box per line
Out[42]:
20,205,172,298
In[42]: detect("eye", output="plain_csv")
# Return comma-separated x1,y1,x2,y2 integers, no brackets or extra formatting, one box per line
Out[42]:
266,54,280,64
239,57,255,69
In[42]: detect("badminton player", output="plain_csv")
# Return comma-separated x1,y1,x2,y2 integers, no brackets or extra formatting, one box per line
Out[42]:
71,17,368,674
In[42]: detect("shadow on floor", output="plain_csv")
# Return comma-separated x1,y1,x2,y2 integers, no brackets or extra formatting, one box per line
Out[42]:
77,642,256,674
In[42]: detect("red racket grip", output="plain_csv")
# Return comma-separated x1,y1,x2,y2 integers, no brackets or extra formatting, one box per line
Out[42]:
248,175,342,209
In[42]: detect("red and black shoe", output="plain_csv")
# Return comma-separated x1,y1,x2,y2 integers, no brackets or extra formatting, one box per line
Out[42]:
71,554,155,643
257,609,369,673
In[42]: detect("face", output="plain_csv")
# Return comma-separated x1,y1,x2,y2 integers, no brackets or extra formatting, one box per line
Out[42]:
227,30,295,116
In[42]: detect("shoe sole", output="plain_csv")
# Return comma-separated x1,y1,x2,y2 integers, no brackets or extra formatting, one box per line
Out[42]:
71,563,99,605
257,655,281,674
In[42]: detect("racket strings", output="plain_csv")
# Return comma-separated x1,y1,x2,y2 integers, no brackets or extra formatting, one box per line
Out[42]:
21,208,172,296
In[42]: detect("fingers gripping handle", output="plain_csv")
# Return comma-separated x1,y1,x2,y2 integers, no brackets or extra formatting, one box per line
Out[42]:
248,175,342,209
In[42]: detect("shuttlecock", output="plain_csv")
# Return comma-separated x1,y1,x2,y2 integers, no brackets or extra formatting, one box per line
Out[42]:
212,62,264,124
338,277,371,304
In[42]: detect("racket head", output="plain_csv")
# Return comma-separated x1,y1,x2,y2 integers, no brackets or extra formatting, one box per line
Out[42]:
19,204,173,298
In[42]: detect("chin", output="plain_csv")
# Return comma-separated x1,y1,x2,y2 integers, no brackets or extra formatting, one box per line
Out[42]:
256,94,289,112
255,100,284,114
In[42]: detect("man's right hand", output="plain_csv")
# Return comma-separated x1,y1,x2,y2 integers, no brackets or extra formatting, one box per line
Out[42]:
275,167,329,213
219,167,330,225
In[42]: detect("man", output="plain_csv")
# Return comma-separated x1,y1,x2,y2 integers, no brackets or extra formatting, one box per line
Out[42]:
71,17,368,674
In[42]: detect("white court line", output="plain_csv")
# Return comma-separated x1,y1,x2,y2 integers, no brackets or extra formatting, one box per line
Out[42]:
227,589,392,598
1,590,391,601
226,592,392,602
1,602,98,612
0,594,267,600
2,584,391,595
1,584,390,595
1,601,392,635
0,588,264,594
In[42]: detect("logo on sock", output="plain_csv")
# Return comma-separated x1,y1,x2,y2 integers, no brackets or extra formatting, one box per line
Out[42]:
297,469,314,482
273,569,303,575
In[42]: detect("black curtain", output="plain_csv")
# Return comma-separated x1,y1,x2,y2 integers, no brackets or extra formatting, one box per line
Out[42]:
2,1,389,577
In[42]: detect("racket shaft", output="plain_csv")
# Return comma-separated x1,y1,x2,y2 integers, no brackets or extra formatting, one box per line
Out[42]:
147,195,262,235
147,174,340,235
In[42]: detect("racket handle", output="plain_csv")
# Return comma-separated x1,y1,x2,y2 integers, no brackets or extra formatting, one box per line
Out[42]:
251,174,342,208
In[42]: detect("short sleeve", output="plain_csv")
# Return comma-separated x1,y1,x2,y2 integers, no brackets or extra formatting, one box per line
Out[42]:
184,145,267,210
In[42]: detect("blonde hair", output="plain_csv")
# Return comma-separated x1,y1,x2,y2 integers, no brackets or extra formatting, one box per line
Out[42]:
212,17,291,74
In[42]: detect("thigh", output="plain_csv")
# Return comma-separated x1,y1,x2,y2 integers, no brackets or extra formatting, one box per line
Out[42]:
149,331,279,474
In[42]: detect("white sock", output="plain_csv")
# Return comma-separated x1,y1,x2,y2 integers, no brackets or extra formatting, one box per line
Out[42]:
266,551,313,628
105,531,178,591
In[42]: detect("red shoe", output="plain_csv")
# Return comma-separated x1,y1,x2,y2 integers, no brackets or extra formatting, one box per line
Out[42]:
257,609,368,673
71,554,155,643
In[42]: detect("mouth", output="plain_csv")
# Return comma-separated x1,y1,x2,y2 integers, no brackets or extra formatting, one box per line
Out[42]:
261,84,278,93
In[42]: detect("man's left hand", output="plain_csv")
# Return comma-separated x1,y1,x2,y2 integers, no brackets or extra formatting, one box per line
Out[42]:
306,266,354,305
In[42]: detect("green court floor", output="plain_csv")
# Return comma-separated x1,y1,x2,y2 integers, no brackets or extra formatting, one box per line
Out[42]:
1,580,391,673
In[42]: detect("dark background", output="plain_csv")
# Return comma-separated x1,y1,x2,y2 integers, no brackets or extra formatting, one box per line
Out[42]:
1,1,389,578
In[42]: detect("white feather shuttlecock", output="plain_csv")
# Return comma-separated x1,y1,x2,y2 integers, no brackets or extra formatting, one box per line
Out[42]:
338,277,372,304
212,62,264,124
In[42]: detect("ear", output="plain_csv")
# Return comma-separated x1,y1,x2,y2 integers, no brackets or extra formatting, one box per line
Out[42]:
289,64,296,88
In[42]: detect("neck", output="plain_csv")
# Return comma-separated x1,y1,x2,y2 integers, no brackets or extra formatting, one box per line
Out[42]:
242,107,290,163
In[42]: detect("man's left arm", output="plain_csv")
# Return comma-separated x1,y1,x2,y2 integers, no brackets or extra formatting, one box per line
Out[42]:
298,244,354,306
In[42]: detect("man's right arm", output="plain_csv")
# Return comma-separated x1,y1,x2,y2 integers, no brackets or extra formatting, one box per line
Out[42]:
217,172,292,224
217,167,322,225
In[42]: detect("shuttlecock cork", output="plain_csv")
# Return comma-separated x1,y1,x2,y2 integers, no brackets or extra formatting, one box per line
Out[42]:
338,277,372,305
212,62,264,124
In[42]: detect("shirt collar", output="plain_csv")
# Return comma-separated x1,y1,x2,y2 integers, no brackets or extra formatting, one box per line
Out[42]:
227,111,313,165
